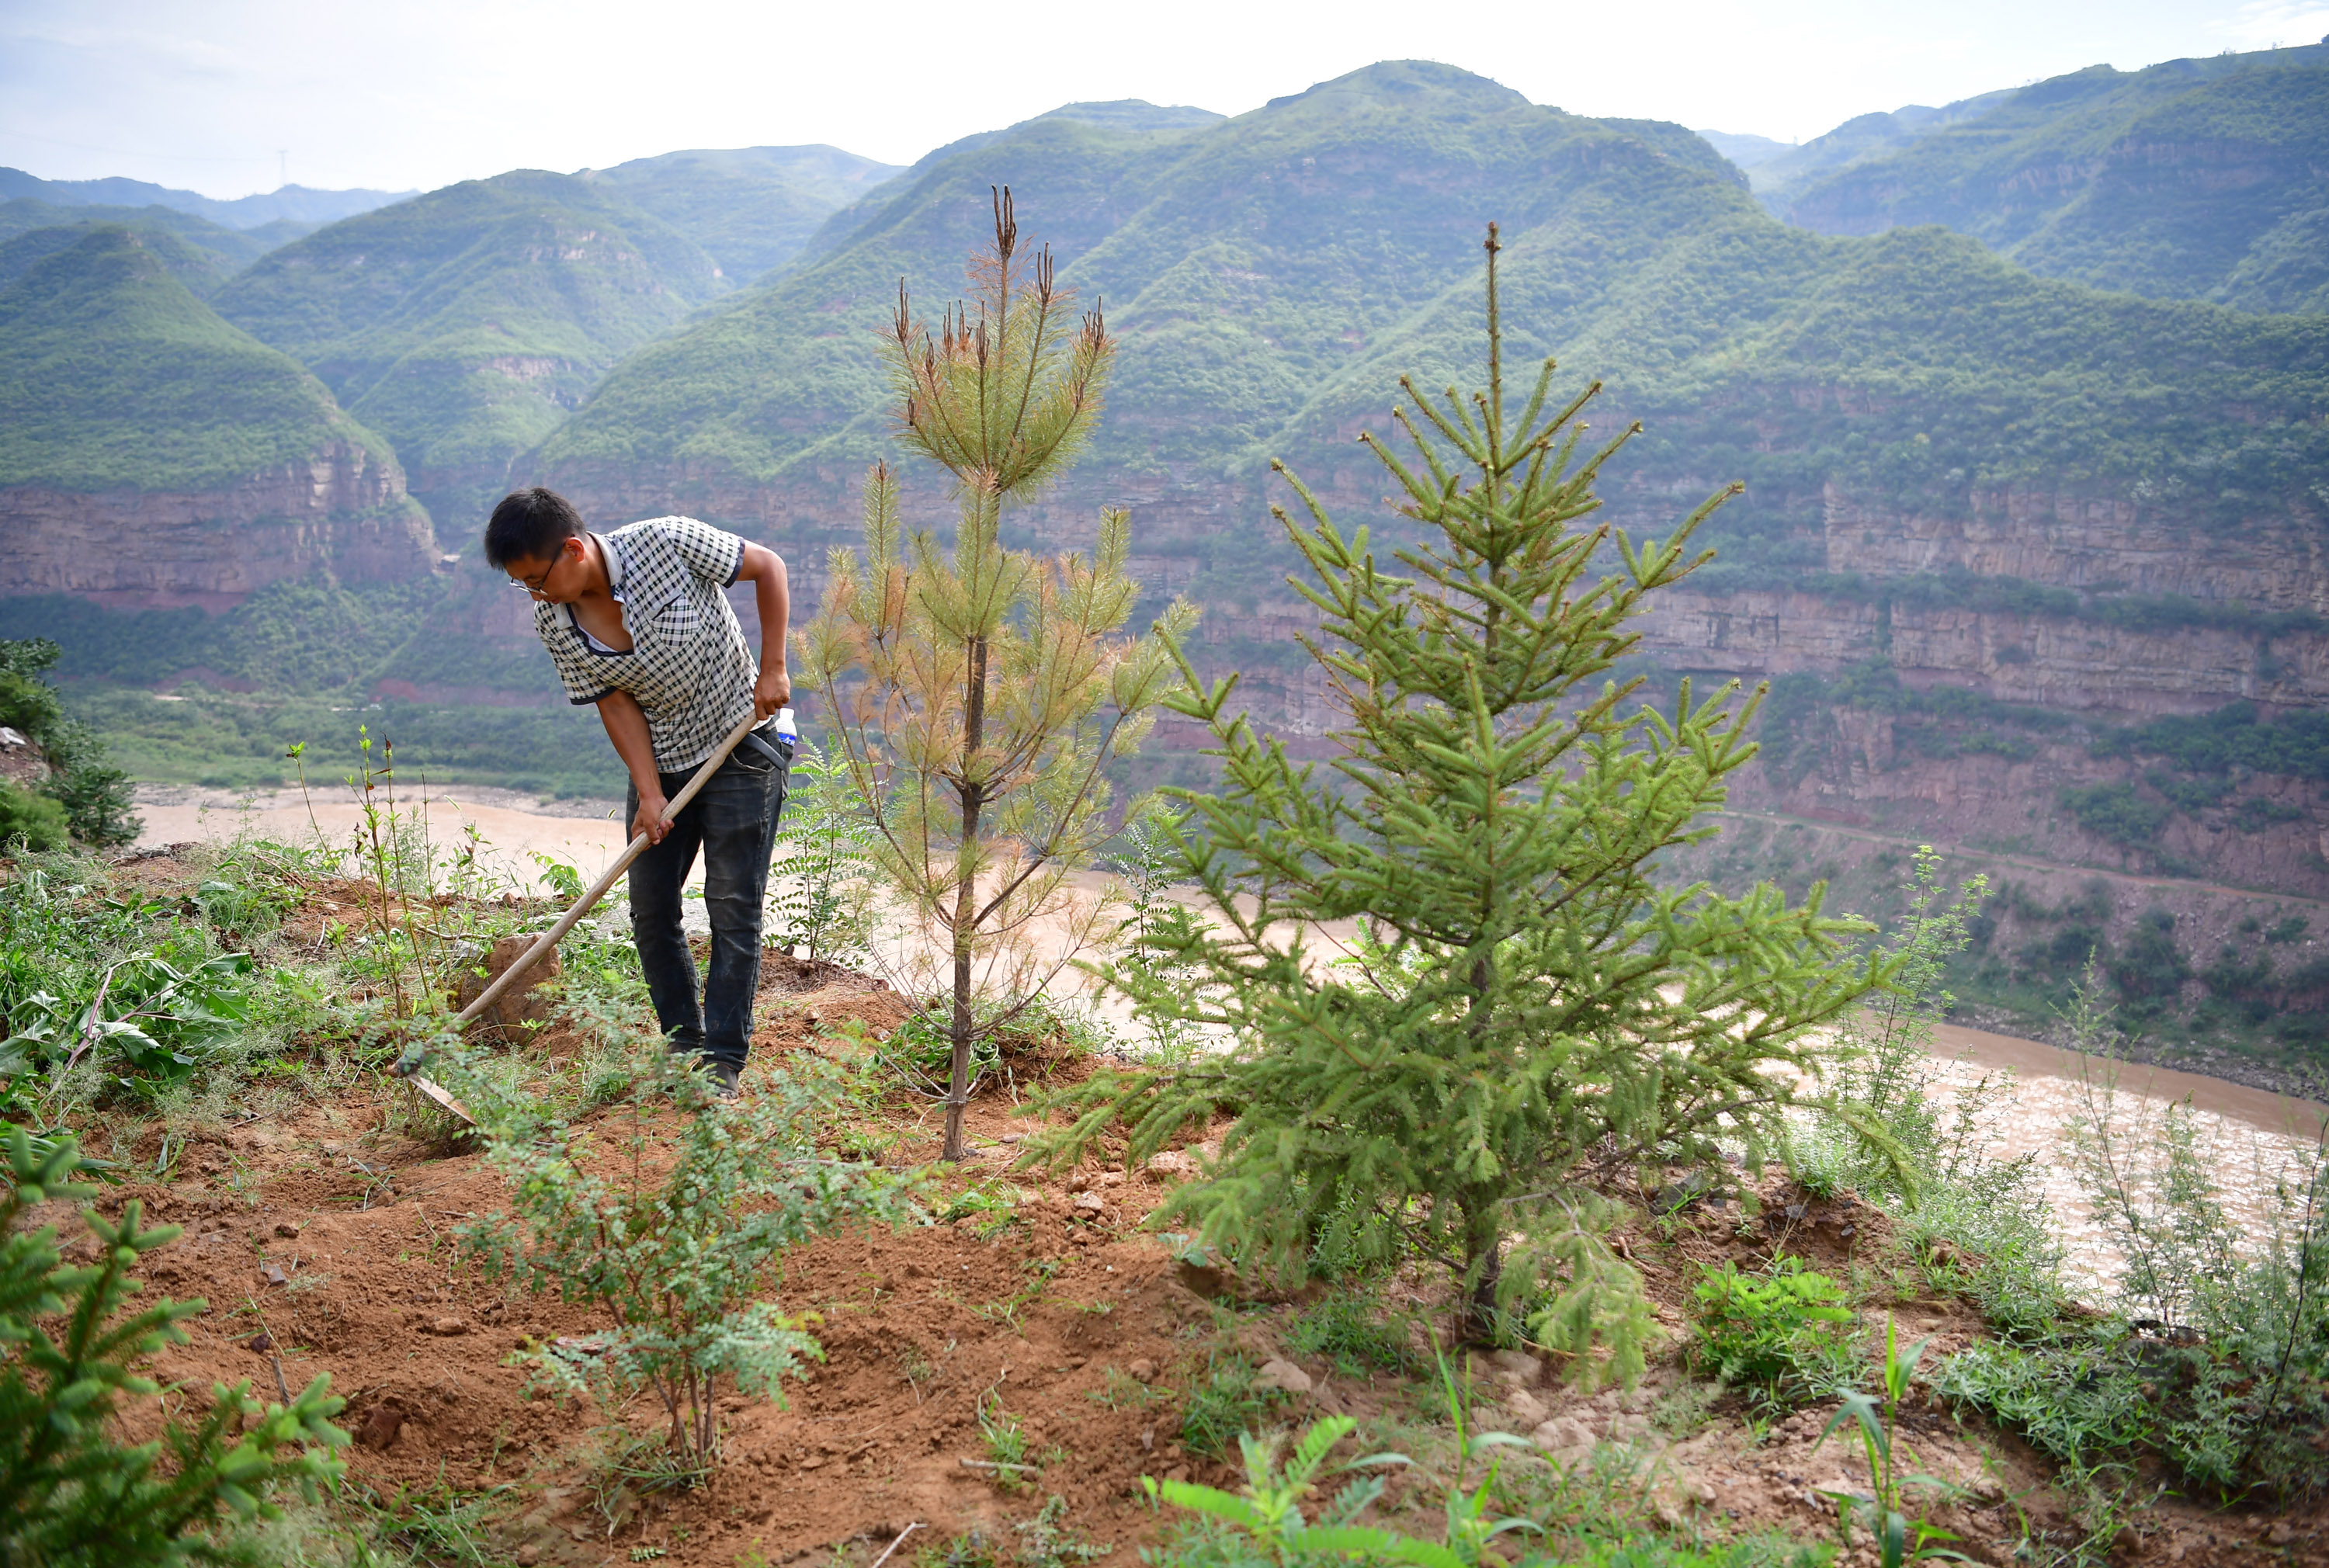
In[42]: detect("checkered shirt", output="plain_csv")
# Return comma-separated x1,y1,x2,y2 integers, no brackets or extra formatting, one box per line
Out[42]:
534,516,765,773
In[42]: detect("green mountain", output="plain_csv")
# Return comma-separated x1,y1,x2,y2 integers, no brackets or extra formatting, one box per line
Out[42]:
0,220,241,298
538,58,2325,567
0,168,413,230
578,144,905,285
1693,127,1795,171
0,225,395,493
1782,40,2329,308
0,199,283,291
213,170,728,522
1720,92,2014,213
539,65,1751,500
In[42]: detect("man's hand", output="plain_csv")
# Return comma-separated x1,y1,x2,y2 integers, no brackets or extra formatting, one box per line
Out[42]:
633,789,672,846
752,665,792,721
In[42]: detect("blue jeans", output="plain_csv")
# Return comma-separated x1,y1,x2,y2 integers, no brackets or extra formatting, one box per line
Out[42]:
625,732,792,1073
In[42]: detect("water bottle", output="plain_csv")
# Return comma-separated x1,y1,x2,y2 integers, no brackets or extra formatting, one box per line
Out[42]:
773,706,797,741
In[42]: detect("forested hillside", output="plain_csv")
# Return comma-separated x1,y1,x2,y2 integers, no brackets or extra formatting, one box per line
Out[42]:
3,60,2324,1060
0,199,285,290
577,144,904,284
211,171,734,522
0,226,436,604
1775,39,2329,310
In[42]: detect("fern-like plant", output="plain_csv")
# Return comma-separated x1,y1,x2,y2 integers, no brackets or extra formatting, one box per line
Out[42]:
0,1126,349,1566
763,735,879,964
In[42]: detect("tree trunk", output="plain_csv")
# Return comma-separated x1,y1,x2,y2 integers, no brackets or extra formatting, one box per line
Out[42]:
942,632,991,1163
1461,1195,1505,1344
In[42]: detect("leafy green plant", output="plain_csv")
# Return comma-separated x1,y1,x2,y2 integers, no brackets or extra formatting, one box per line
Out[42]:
0,1126,349,1564
1046,227,1888,1375
1180,1352,1277,1462
977,1390,1033,1493
1015,1494,1112,1568
764,734,879,963
1690,1258,1862,1414
1811,1319,1967,1568
453,1053,908,1473
0,866,257,1111
1147,1355,1541,1568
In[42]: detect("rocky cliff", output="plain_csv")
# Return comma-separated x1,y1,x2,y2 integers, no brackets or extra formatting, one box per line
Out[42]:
0,440,436,610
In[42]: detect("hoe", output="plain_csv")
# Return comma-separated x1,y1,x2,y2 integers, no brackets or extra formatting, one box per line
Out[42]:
397,708,769,1119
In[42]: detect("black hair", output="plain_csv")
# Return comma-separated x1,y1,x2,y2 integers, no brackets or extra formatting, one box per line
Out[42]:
484,487,584,567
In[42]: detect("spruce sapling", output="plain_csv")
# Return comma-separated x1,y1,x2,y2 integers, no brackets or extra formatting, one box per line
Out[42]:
0,1127,349,1563
1040,224,1895,1375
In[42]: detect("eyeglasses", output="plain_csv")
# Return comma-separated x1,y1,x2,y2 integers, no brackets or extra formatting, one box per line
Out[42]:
507,561,557,597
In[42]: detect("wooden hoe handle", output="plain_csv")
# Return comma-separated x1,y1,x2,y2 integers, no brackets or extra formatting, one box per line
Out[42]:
402,708,769,1115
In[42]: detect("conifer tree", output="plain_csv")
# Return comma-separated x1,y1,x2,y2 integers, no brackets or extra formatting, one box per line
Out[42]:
1042,226,1895,1375
800,189,1194,1162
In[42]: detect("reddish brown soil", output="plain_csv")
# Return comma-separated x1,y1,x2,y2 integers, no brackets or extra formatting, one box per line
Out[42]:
22,852,2329,1566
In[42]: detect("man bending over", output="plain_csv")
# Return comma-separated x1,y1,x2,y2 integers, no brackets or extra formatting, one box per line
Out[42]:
484,487,792,1097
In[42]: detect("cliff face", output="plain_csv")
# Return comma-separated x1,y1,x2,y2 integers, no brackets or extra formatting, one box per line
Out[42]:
0,440,436,609
1719,722,2329,900
1821,484,2329,610
1635,588,2329,715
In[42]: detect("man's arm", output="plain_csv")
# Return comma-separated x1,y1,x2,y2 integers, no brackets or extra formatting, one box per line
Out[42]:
597,691,672,845
736,541,790,719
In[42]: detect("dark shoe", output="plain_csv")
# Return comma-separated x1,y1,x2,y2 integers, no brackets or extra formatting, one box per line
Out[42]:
707,1060,741,1101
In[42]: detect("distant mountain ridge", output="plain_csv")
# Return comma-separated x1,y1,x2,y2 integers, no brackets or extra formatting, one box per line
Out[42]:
0,168,414,231
213,170,734,524
0,200,278,293
1772,38,2329,310
576,144,904,286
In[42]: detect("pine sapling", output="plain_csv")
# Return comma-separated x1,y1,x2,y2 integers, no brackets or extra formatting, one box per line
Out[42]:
0,1127,349,1561
800,186,1194,1160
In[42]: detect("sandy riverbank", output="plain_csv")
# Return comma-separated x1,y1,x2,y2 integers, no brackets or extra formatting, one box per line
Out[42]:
134,783,632,892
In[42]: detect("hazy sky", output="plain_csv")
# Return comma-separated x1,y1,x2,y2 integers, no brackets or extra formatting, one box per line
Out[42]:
4,0,2325,199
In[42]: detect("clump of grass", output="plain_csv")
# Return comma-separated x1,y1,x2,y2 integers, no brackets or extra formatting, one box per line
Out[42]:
1178,1351,1276,1460
1283,1286,1414,1377
977,1391,1032,1493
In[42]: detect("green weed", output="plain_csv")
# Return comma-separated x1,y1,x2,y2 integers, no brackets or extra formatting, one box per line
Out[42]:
1283,1288,1414,1378
1690,1258,1862,1415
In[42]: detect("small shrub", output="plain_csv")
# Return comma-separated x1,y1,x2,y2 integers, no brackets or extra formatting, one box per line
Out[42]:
977,1392,1032,1493
1934,980,2329,1500
0,1126,349,1563
0,779,69,852
454,1053,911,1473
1690,1258,1862,1414
1014,1495,1112,1568
763,735,879,964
